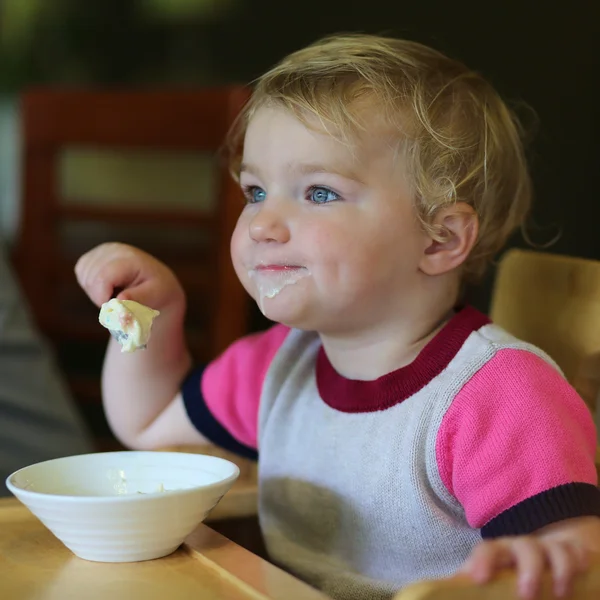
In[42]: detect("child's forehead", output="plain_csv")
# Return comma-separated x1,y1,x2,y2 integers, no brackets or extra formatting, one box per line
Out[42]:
244,104,402,171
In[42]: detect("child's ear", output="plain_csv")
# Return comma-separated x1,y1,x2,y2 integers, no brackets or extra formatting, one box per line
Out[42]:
419,203,479,276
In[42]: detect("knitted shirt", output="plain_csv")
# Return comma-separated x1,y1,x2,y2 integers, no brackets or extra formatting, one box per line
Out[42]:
182,306,600,600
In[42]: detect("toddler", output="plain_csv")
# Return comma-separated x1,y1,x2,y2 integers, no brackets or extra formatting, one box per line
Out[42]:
76,34,600,600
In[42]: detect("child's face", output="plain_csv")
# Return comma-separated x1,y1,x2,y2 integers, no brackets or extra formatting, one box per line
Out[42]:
231,106,431,334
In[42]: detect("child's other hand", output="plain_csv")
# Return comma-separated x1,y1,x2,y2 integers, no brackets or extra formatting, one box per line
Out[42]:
460,518,600,599
75,242,185,313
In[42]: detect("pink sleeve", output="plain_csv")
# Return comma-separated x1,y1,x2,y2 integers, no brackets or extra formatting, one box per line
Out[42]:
201,324,290,449
436,349,598,528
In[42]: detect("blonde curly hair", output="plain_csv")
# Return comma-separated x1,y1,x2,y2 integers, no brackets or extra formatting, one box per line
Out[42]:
227,33,532,281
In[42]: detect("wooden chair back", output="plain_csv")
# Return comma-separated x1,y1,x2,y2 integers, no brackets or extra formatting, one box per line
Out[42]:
490,249,600,415
11,87,251,444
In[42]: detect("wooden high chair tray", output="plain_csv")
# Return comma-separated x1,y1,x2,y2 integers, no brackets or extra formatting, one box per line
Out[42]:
0,498,327,600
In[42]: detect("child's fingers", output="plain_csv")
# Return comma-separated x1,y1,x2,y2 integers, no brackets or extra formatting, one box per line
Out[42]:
74,253,110,306
462,536,594,600
86,258,142,307
510,538,546,600
461,540,513,583
544,541,586,598
75,243,140,306
117,279,162,309
566,541,591,572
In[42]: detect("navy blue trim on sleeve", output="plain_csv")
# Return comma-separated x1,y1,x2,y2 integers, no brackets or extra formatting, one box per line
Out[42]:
482,482,600,539
181,366,258,461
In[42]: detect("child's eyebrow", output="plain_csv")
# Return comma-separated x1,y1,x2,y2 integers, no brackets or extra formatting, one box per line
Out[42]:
239,162,259,176
291,162,365,183
239,161,365,184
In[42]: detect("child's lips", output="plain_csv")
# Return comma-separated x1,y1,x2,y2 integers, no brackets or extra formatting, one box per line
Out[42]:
254,265,305,272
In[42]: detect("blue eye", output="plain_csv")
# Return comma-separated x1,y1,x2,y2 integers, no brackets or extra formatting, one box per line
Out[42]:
244,186,266,204
308,186,339,204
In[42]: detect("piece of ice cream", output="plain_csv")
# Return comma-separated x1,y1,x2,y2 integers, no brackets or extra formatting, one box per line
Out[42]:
248,267,309,315
99,298,160,353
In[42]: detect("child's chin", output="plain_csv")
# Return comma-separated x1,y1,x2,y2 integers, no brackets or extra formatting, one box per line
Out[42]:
258,300,310,330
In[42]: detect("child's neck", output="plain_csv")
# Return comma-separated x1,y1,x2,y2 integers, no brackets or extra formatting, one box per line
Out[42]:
319,298,456,381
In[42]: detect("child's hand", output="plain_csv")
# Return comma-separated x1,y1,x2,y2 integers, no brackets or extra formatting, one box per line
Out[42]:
460,536,587,598
460,517,600,599
75,242,185,313
76,243,197,450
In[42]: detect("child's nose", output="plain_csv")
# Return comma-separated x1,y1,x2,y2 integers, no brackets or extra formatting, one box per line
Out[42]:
249,201,291,243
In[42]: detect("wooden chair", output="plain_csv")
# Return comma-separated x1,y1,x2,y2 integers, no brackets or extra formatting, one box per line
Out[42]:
11,87,252,445
490,248,600,475
394,559,600,600
490,249,600,416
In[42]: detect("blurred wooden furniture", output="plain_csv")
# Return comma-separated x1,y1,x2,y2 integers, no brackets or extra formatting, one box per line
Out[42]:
0,497,327,600
394,560,600,600
11,88,251,445
490,249,600,415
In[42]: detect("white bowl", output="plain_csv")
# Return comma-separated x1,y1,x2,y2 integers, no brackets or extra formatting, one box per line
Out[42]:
6,451,239,563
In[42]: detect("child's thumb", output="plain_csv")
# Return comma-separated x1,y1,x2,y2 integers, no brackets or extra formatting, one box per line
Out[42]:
84,259,143,308
116,280,163,311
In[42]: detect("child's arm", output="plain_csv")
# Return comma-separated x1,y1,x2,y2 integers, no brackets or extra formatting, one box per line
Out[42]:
461,516,600,599
75,242,210,449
